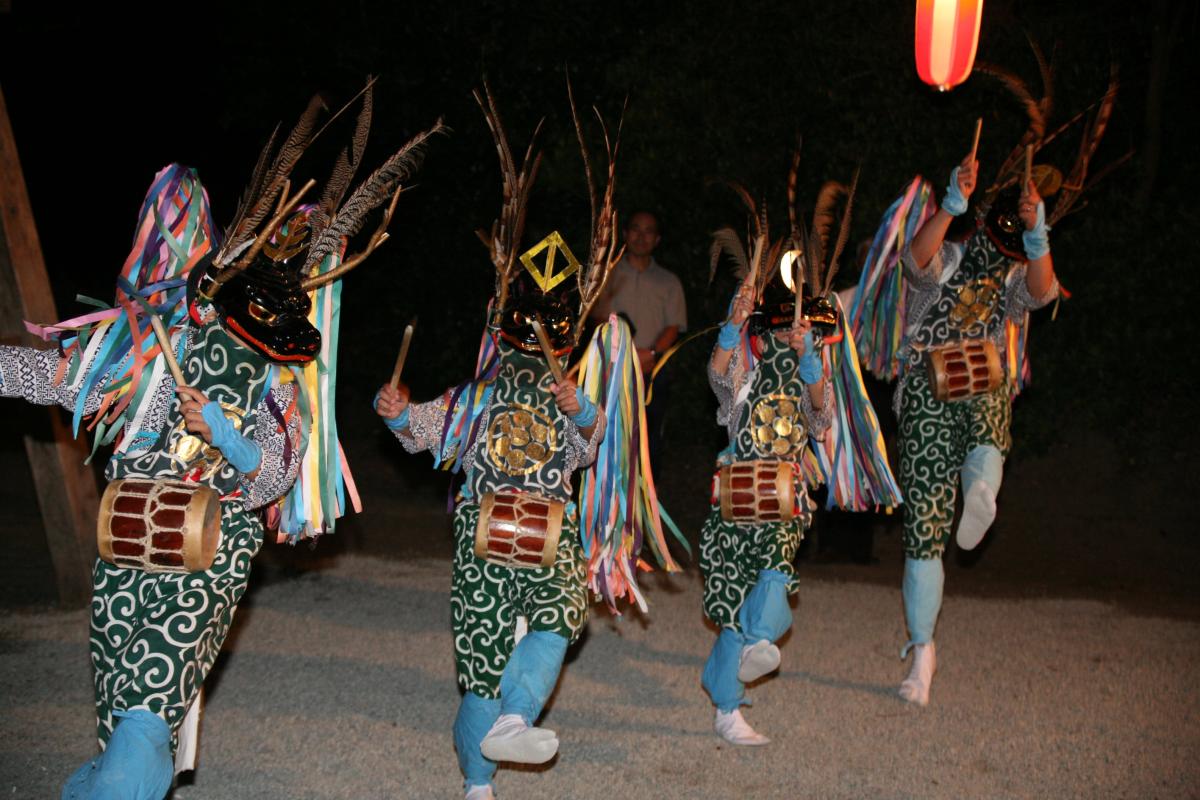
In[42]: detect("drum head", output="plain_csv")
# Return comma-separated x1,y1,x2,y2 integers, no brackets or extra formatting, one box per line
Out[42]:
196,489,222,571
183,486,222,572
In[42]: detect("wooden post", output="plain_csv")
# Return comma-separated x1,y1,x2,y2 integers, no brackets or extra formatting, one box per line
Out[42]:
0,83,99,607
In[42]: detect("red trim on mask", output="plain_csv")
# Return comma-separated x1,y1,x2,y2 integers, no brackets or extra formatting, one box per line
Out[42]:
498,330,573,358
223,317,316,364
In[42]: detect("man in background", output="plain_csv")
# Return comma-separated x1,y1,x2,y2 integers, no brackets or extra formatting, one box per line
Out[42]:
592,210,686,464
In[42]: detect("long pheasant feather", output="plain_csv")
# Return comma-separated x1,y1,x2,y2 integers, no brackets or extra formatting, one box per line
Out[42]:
824,168,860,296
305,119,447,270
709,226,750,283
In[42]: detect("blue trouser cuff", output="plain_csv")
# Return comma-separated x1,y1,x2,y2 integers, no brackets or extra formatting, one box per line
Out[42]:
499,630,568,725
62,709,172,800
454,692,501,789
702,627,749,713
738,569,793,643
902,557,944,651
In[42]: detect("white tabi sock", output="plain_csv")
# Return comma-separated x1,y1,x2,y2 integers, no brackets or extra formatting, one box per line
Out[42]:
479,713,558,764
956,445,1003,550
956,480,997,551
714,708,770,746
737,639,781,683
899,641,937,707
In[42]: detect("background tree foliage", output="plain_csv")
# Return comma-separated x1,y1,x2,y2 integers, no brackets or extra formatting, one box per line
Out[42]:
2,0,1196,531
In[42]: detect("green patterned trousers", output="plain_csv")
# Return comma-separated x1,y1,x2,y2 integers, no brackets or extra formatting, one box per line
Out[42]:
899,366,1011,559
88,501,263,751
699,507,804,629
451,500,588,698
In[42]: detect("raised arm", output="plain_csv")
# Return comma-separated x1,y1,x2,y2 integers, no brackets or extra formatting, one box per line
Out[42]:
550,377,600,441
1017,179,1056,300
909,152,978,274
375,381,413,440
376,381,455,458
788,318,833,440
555,377,607,469
711,279,754,378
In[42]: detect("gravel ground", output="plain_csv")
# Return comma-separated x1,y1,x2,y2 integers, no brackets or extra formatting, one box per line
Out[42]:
2,555,1197,800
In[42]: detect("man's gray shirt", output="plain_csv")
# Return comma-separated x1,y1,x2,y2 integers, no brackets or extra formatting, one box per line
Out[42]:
597,256,687,349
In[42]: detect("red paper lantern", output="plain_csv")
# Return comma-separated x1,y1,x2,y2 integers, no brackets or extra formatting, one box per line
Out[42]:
915,0,984,91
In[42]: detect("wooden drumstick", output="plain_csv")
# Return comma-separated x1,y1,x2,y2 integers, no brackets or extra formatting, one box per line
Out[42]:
530,318,566,384
147,313,187,387
1024,144,1033,189
791,251,805,328
389,319,416,389
969,117,983,163
746,236,763,290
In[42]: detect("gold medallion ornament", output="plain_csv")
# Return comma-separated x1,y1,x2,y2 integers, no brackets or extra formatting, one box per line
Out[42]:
487,403,559,475
519,231,581,292
750,394,808,458
168,403,248,479
948,276,1001,332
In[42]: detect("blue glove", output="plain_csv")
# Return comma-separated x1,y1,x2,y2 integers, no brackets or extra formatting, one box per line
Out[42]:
373,390,410,430
201,402,262,473
385,408,410,431
942,167,969,216
1021,201,1051,260
797,333,823,385
570,387,598,428
719,287,748,350
718,322,743,351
